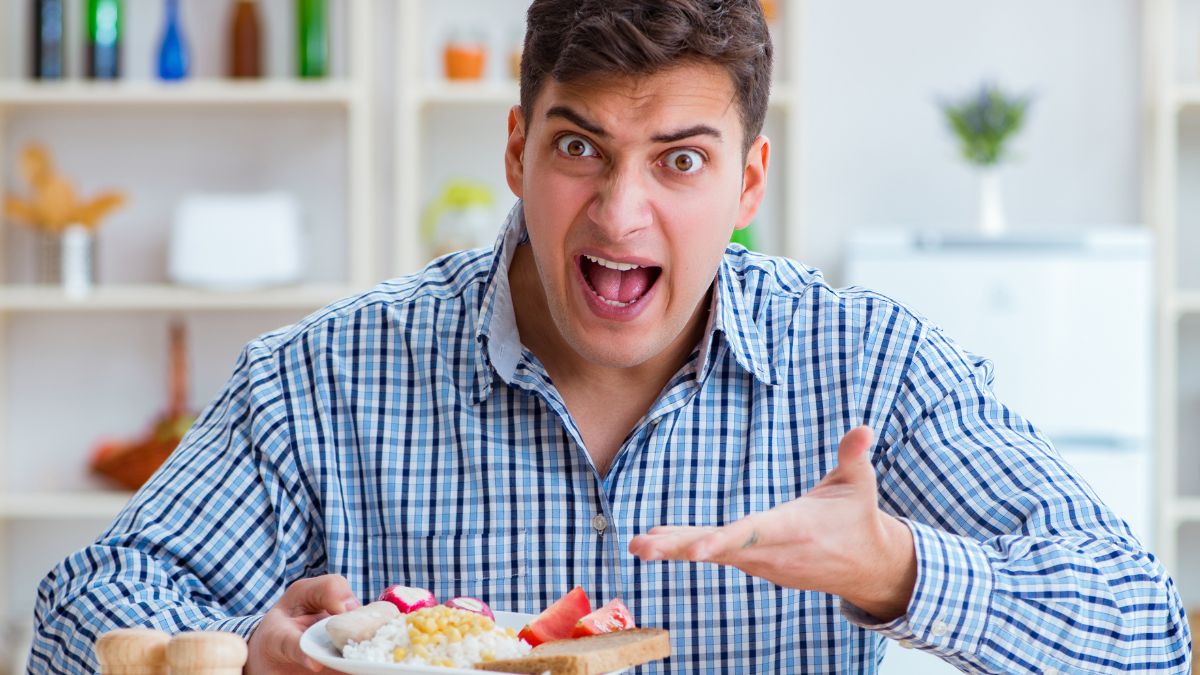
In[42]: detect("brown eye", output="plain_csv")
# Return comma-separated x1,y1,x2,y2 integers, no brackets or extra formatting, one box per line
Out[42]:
556,134,597,158
665,149,704,174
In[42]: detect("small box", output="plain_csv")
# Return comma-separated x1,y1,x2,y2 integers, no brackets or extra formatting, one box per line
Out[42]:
168,192,303,290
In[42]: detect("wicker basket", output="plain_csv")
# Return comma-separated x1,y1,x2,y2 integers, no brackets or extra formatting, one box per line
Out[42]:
90,437,179,491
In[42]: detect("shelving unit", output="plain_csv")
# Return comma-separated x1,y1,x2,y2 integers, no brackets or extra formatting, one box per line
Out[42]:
1147,0,1199,616
0,2,375,669
0,284,360,312
0,492,133,520
0,80,361,106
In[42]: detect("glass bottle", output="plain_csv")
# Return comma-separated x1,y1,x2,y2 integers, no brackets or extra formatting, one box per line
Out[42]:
31,0,65,79
157,0,189,80
228,0,262,78
86,0,122,79
296,0,328,78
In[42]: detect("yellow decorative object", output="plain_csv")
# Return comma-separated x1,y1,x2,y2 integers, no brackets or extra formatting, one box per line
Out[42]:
3,143,127,234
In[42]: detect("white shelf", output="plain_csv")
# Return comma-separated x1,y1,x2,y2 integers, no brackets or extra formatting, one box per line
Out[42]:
0,80,362,107
0,284,358,312
1173,84,1200,112
0,492,134,519
417,82,520,107
1169,291,1200,316
1169,498,1200,525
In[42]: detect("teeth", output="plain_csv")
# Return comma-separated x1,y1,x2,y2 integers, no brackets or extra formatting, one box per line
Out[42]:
584,254,640,271
600,297,632,308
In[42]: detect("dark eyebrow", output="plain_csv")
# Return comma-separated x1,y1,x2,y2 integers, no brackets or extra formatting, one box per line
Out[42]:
545,105,722,145
652,124,723,144
545,105,609,138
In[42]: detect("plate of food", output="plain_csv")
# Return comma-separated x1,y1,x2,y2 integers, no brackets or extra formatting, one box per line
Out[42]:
300,585,670,675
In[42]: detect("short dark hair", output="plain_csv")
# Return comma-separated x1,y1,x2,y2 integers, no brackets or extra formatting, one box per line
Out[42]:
520,0,774,155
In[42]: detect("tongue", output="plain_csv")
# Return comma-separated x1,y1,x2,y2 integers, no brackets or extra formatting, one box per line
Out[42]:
589,264,654,303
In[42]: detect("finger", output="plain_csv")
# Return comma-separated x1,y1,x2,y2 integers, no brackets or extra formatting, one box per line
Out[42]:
275,621,326,672
629,527,718,561
295,611,331,630
824,425,876,487
269,616,312,668
646,525,719,536
285,575,361,617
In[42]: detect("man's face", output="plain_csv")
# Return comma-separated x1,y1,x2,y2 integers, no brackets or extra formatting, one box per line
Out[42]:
505,62,769,371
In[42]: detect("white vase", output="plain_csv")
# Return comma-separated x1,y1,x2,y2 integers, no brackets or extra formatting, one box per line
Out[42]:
60,224,95,299
978,168,1007,237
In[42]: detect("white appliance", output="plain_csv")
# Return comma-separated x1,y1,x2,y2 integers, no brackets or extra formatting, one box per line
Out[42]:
843,229,1153,675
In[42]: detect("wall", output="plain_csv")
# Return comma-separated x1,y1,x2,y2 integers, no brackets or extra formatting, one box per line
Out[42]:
798,0,1143,280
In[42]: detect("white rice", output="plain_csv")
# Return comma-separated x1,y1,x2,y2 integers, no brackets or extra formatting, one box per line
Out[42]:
342,614,531,668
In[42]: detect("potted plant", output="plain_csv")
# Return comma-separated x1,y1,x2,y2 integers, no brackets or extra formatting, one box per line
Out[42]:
940,82,1032,236
3,144,125,295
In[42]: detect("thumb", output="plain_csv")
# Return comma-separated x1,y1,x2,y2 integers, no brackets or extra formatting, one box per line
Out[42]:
285,575,361,617
825,425,876,486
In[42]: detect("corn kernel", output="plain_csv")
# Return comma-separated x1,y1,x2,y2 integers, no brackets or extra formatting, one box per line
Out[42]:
392,647,408,661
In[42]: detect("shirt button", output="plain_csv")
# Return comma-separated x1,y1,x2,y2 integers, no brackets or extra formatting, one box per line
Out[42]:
931,620,949,637
591,514,609,534
897,640,913,650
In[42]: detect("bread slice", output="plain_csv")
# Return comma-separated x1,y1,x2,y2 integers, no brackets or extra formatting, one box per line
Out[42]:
475,628,670,674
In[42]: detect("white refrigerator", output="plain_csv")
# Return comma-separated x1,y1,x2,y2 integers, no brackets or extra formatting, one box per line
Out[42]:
843,229,1153,675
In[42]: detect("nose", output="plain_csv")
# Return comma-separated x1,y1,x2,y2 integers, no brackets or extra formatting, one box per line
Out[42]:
586,163,653,242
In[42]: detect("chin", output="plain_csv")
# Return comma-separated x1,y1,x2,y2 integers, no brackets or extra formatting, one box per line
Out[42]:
567,333,660,370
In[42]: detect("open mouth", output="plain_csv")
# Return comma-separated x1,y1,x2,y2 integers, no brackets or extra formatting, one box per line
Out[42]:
578,254,662,308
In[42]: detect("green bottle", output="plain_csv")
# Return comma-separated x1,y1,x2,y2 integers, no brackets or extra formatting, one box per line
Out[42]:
730,222,755,250
86,0,122,79
296,0,328,78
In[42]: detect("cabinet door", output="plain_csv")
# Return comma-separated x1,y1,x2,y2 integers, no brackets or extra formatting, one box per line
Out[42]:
845,240,1151,439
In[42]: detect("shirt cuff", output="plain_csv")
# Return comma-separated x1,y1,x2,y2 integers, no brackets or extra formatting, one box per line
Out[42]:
201,613,266,641
842,518,994,657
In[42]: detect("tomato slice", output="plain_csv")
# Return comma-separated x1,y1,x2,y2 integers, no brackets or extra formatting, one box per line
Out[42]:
517,587,591,647
571,598,636,638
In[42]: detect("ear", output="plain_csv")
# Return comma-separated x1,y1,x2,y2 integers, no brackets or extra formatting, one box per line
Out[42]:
505,105,527,199
734,135,770,230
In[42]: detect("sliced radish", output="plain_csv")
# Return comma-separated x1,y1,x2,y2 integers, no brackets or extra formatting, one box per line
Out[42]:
443,596,494,620
377,585,437,614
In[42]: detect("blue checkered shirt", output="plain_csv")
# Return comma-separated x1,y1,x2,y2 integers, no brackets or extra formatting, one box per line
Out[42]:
31,206,1191,673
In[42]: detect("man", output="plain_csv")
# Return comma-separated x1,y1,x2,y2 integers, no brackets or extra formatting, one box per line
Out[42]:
31,1,1191,673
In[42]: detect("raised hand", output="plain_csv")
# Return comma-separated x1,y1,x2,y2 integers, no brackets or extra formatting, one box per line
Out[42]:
628,426,917,620
245,574,360,673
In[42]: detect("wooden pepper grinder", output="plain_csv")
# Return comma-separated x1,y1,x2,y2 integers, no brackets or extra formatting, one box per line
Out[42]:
95,628,170,674
167,632,249,675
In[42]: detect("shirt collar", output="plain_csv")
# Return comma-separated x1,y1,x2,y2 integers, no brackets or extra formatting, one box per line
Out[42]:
473,202,527,403
473,204,779,403
703,253,781,387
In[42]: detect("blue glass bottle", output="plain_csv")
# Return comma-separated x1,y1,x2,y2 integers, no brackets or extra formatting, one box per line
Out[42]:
157,0,189,80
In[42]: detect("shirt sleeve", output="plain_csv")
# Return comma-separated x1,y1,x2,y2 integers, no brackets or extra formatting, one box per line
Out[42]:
28,340,324,673
842,324,1193,673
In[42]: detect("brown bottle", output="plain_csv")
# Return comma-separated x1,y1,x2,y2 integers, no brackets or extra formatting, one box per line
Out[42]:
228,0,262,78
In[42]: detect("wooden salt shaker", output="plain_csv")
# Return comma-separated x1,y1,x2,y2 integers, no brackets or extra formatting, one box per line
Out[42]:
166,631,248,675
95,628,171,674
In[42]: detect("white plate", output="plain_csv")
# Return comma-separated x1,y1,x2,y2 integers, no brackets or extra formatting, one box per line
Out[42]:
301,611,536,675
300,612,630,675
